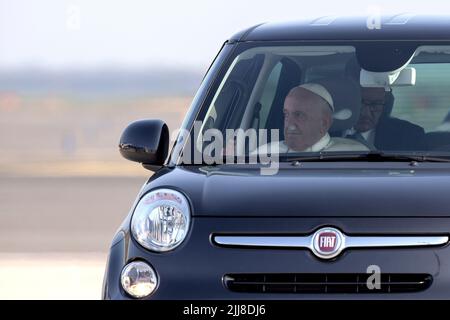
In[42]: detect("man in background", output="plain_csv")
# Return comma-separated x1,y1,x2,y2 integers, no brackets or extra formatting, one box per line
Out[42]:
345,86,426,151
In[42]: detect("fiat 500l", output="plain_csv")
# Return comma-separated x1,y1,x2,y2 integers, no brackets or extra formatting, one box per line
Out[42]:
102,14,450,299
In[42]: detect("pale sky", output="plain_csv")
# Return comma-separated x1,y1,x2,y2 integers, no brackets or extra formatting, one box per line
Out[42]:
1,0,449,71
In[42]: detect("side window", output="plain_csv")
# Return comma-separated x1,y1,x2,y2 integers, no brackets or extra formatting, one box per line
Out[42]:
210,54,265,132
263,58,303,140
391,63,450,132
259,62,282,127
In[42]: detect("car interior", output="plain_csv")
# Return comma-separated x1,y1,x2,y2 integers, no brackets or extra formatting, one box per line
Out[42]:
199,45,450,156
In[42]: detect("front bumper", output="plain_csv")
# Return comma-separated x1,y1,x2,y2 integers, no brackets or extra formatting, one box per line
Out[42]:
103,217,450,299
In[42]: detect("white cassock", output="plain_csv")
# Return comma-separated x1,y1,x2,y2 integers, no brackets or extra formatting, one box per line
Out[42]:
256,133,369,154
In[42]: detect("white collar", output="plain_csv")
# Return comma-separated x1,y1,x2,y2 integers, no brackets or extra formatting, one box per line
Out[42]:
286,133,331,152
345,127,375,139
360,129,373,140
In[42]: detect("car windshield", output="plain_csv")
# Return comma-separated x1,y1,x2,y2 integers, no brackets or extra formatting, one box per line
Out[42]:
179,43,450,165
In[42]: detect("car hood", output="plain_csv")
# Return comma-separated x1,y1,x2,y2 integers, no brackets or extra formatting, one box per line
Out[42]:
142,163,450,217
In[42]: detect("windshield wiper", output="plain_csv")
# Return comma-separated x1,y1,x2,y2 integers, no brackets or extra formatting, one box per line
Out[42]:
282,151,450,163
181,152,450,166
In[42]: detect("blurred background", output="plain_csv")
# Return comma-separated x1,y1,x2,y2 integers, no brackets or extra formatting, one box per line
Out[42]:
1,0,449,299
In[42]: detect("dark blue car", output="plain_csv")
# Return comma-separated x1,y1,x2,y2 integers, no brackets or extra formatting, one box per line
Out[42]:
102,14,450,299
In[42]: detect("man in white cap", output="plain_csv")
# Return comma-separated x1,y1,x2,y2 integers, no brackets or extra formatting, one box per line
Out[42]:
258,83,369,153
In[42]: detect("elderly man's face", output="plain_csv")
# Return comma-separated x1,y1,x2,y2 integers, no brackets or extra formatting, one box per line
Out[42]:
283,88,332,151
354,87,386,132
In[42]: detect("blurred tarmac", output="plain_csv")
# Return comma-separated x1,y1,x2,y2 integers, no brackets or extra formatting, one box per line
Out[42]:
0,176,146,252
0,176,148,299
0,95,190,299
0,253,106,300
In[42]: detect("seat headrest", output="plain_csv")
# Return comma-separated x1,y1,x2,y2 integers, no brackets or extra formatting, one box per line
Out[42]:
345,57,395,118
315,77,362,133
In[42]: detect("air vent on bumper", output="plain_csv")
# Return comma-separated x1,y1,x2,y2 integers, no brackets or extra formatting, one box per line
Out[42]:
224,273,432,294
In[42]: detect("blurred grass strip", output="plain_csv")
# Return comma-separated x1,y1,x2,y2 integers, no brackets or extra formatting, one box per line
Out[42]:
0,160,151,177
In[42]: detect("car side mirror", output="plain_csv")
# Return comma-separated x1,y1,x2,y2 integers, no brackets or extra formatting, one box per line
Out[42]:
119,119,169,171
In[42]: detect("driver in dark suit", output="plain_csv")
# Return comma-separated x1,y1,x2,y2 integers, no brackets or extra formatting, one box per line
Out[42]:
345,86,426,151
344,58,426,151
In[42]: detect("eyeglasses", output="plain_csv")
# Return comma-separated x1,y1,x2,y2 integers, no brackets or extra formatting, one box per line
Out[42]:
362,99,385,112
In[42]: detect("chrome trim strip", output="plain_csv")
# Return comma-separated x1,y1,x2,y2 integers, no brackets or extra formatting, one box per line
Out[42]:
214,235,449,248
345,236,449,248
213,233,449,259
214,236,313,247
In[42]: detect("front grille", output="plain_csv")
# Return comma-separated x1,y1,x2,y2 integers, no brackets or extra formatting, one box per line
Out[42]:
224,273,432,294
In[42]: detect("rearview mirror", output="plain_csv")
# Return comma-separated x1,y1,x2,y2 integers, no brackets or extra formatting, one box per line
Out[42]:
360,67,416,88
119,119,169,171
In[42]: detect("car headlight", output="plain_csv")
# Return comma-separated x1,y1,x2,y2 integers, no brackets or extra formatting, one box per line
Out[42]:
131,188,191,252
121,261,158,298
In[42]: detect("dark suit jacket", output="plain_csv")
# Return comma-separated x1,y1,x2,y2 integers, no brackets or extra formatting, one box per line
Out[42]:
374,117,426,151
